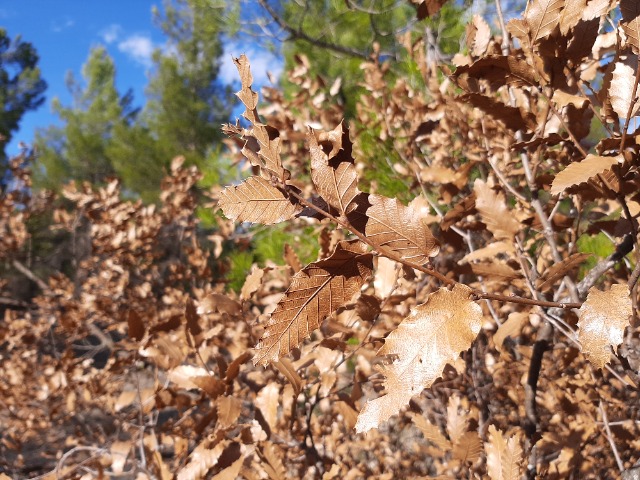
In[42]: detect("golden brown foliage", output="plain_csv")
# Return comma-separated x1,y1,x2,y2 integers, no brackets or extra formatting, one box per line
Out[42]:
4,0,640,477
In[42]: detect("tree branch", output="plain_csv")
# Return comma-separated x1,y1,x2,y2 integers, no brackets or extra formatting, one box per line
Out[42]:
286,189,582,310
257,0,371,60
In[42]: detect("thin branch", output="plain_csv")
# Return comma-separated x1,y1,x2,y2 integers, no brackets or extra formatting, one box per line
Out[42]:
12,259,50,293
257,0,370,59
600,400,625,473
286,189,582,309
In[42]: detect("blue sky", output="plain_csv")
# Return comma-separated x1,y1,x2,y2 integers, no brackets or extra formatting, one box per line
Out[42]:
1,1,282,157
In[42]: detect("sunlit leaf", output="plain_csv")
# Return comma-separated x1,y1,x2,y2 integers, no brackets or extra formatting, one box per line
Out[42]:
254,240,373,366
218,176,302,225
355,285,482,432
525,0,564,41
550,154,622,195
485,425,525,480
578,284,631,369
609,59,640,119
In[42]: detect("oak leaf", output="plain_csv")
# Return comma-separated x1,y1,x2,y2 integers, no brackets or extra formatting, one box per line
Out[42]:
578,284,631,369
355,284,482,432
550,154,622,195
621,0,640,54
473,179,519,241
525,0,564,41
218,176,302,225
308,124,361,216
411,413,451,450
536,252,591,292
453,56,539,92
254,240,373,366
453,431,483,464
232,54,289,181
485,425,524,480
466,15,491,57
357,194,440,265
559,0,586,35
609,59,640,120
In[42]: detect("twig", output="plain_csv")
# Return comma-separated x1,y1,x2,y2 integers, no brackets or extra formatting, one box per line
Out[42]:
578,234,634,297
600,400,625,473
286,189,582,309
524,322,552,439
257,0,370,59
12,259,50,293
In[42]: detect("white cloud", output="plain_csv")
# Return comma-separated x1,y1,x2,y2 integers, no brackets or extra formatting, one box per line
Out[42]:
118,34,155,67
220,42,283,87
51,16,74,33
100,24,122,44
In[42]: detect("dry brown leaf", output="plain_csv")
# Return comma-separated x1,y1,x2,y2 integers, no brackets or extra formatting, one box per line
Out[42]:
309,124,361,216
583,0,614,20
494,311,529,353
621,0,640,54
609,59,640,119
474,179,520,241
536,252,591,291
254,240,373,366
550,154,622,195
168,365,211,390
525,0,564,41
273,358,303,395
233,55,288,180
211,455,244,480
355,285,482,433
357,194,439,265
217,396,242,428
578,284,631,369
552,89,589,109
485,425,524,480
110,440,131,475
284,243,302,272
466,15,491,57
469,261,521,280
127,309,145,341
460,241,515,263
374,256,399,299
177,440,227,480
411,413,452,450
241,267,265,301
442,193,476,230
453,56,539,92
560,0,586,34
256,383,280,430
218,176,302,225
507,19,531,52
261,442,287,480
460,93,535,131
453,431,483,464
413,0,449,19
198,293,241,316
446,395,469,445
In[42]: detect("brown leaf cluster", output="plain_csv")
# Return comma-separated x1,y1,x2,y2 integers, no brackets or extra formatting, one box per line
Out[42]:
4,0,640,477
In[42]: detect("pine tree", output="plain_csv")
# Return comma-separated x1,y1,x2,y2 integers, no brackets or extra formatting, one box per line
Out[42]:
111,0,234,202
34,46,135,191
0,28,47,181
